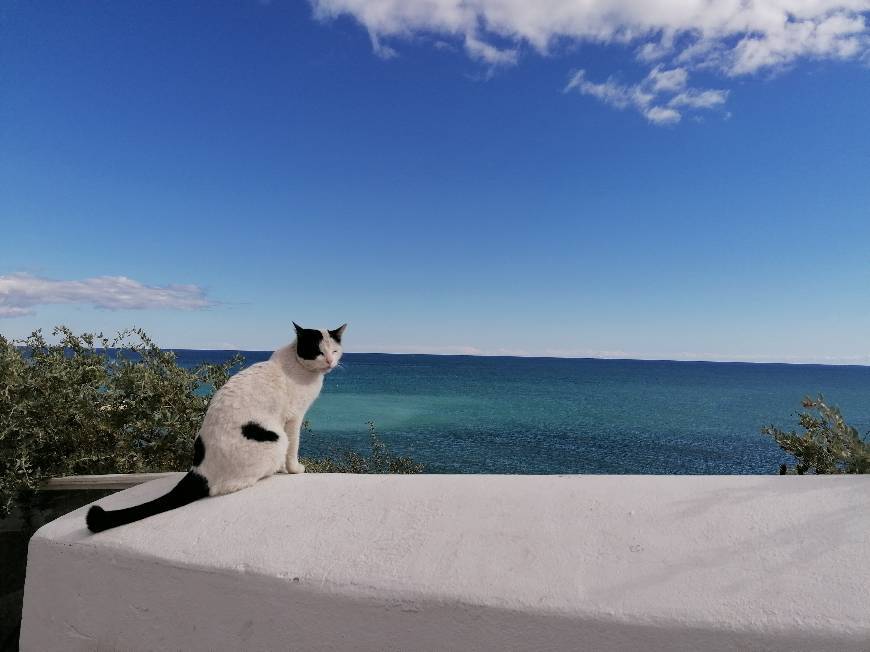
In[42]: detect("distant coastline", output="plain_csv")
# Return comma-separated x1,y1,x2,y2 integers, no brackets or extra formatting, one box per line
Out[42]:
163,348,870,369
13,344,869,368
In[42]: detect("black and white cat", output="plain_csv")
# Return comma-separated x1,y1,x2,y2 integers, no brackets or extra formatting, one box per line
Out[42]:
86,322,346,533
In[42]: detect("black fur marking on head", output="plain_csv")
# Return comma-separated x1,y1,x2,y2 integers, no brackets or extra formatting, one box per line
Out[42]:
328,323,347,344
241,421,280,442
293,322,324,360
192,435,205,466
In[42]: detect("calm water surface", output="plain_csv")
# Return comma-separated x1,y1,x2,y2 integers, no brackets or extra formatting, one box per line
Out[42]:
176,351,870,474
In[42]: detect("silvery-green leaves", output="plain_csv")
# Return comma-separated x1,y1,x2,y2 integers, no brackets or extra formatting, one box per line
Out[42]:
762,396,869,475
302,420,423,475
0,326,243,516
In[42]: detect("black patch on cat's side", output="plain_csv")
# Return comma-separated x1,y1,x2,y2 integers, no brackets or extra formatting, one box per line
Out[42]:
294,324,324,360
192,435,205,466
241,421,280,442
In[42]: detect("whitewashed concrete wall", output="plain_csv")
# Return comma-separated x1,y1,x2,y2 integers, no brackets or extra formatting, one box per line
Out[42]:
21,474,870,651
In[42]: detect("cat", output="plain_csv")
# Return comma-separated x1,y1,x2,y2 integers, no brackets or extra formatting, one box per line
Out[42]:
86,322,346,533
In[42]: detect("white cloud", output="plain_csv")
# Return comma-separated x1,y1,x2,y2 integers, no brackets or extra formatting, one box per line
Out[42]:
0,273,215,318
311,0,870,73
564,67,725,124
668,88,729,108
311,0,870,120
729,12,867,74
645,105,682,124
0,306,33,318
465,34,518,65
564,70,635,109
369,32,398,59
636,31,676,62
647,64,688,92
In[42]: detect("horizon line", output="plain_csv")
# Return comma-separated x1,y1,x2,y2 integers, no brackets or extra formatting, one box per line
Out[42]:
14,342,870,368
162,348,870,369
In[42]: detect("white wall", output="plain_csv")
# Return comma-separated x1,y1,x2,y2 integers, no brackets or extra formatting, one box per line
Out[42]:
21,474,870,651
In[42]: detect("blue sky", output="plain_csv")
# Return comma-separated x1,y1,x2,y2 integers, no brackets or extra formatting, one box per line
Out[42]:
1,1,869,362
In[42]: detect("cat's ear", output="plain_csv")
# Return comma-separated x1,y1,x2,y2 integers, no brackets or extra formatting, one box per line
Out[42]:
329,323,347,343
292,322,304,336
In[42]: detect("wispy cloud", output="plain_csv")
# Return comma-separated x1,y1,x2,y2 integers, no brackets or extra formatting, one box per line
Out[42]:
0,306,33,318
564,66,727,124
464,33,518,66
0,273,215,318
310,0,870,121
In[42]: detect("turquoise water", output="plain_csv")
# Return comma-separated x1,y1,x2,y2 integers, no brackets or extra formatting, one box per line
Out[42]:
176,351,870,474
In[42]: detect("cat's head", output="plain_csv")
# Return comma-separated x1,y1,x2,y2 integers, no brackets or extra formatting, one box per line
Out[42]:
293,322,347,373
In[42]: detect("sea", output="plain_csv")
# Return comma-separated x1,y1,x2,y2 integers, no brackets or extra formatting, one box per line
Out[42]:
174,351,870,475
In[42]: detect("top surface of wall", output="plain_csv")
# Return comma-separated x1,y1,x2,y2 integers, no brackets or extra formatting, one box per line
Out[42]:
29,473,870,642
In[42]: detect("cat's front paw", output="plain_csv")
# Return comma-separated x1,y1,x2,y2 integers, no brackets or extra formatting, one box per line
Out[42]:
286,460,306,474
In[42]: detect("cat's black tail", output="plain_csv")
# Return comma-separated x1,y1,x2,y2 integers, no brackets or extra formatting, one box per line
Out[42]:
86,471,209,533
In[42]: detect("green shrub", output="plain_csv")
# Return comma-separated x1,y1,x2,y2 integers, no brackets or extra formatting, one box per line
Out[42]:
0,327,242,515
0,326,423,516
302,420,424,474
762,396,870,475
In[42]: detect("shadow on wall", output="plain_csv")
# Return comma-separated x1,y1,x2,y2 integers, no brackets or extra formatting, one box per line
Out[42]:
0,489,115,651
592,479,867,604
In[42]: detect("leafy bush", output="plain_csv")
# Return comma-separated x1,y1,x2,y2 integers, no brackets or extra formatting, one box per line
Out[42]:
0,326,423,516
762,396,870,475
0,327,242,516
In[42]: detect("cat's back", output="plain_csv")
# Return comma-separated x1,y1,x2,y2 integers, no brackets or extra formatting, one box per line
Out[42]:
207,359,285,412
